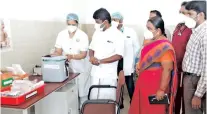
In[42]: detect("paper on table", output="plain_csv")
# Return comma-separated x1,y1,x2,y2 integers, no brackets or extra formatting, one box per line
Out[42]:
12,64,26,75
6,67,17,74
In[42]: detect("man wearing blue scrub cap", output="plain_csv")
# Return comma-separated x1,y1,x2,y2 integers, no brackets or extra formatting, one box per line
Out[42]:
111,12,140,109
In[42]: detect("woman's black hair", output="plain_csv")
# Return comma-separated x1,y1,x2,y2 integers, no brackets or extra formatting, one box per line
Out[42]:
148,16,166,37
93,8,111,24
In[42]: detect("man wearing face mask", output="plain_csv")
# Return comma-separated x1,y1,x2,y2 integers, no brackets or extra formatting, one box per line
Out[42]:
111,12,140,107
89,8,125,101
52,13,90,108
149,10,172,41
182,1,206,114
172,2,192,114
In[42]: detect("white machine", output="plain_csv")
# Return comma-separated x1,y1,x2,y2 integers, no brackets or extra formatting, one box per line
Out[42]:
35,82,79,114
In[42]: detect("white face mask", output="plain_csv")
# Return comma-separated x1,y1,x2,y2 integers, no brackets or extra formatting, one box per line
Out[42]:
184,16,197,28
178,13,186,24
94,21,105,31
67,25,77,33
112,21,119,28
94,23,101,30
144,29,154,40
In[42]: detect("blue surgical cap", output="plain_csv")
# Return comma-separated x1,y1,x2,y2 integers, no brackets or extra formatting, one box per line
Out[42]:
111,12,124,21
66,13,79,22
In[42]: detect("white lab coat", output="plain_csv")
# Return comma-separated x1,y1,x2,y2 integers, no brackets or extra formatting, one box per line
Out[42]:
55,28,91,99
122,27,140,76
89,27,125,100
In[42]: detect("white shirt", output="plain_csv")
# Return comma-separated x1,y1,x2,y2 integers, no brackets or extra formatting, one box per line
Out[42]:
55,28,89,73
123,27,140,76
89,27,125,79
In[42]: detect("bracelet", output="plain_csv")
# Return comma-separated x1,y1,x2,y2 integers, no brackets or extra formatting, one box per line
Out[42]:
159,88,165,92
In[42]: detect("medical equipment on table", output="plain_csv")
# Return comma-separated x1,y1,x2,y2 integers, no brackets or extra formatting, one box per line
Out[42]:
42,55,69,82
1,80,45,105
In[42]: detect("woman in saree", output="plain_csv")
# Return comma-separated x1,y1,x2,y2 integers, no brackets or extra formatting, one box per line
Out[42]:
129,16,178,114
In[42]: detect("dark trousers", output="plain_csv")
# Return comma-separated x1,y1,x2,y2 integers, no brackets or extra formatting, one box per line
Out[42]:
117,58,135,104
125,74,135,102
175,72,185,114
121,74,135,104
183,75,206,114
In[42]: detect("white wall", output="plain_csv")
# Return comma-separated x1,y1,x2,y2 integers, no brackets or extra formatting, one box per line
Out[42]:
72,0,190,26
0,0,72,72
0,0,191,73
71,0,191,44
0,0,73,21
0,0,190,24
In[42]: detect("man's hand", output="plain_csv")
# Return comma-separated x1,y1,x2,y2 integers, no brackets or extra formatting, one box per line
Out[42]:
89,57,99,66
192,96,201,109
51,53,58,57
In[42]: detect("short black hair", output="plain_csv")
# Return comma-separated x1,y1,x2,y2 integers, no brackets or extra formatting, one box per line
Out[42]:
148,16,166,37
150,10,162,18
93,8,111,24
186,1,206,19
181,1,188,7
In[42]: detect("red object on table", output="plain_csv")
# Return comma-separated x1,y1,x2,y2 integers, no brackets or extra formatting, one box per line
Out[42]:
1,84,45,105
1,86,11,92
1,73,79,109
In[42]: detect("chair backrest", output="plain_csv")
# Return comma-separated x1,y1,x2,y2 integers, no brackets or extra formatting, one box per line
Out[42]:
82,103,115,114
81,71,124,114
116,70,125,103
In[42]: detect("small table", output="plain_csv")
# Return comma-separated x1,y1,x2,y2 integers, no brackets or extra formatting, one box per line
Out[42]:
1,73,79,114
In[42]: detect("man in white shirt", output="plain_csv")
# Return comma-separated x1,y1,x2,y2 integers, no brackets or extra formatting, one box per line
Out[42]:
89,8,125,100
111,12,140,107
52,13,90,108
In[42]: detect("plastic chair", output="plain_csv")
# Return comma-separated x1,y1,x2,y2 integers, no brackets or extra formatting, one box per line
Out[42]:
81,71,125,114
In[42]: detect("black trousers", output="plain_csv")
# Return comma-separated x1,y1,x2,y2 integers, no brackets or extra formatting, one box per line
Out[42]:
124,74,135,103
117,58,135,104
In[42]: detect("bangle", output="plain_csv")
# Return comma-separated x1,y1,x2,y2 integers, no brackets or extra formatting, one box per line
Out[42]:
159,88,165,92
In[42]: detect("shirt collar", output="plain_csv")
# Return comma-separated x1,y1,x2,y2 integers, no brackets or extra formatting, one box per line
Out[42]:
193,20,207,33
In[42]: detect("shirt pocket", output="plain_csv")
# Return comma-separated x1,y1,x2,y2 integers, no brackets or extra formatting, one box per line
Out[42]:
103,40,115,56
125,36,133,46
